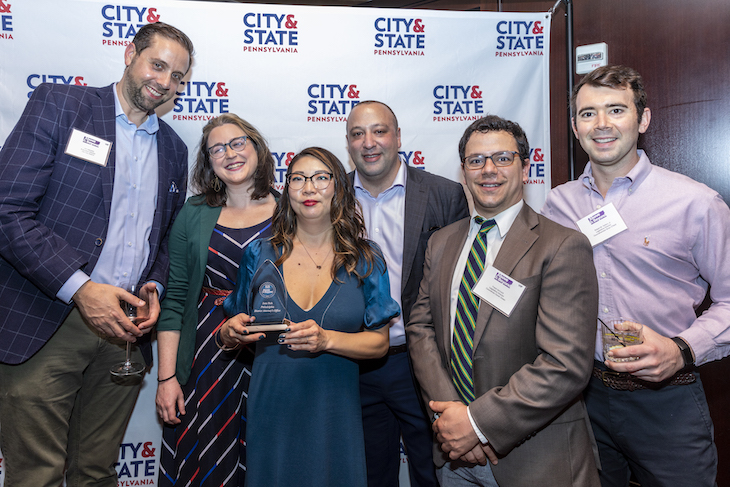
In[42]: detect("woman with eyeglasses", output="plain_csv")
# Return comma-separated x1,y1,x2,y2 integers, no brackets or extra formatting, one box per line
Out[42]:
220,147,400,487
155,114,278,487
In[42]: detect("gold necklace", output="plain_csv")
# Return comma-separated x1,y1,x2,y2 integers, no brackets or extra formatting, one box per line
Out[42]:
296,235,331,270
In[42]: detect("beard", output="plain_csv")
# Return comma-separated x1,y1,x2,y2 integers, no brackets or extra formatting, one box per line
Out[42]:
121,62,170,113
125,78,167,113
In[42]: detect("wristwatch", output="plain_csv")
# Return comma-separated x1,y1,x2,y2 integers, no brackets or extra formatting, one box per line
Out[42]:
671,336,695,367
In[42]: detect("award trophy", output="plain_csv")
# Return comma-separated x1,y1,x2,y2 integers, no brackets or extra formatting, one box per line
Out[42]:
246,259,289,332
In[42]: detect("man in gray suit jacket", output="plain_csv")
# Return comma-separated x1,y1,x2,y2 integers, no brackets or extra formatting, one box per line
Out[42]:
0,23,193,487
347,101,468,487
407,115,600,486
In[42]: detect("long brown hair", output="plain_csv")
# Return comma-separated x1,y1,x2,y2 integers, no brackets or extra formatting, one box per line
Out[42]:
270,147,381,282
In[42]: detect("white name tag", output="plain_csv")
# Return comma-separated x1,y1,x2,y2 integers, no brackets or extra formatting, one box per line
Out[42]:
575,202,628,247
64,128,112,167
473,265,526,317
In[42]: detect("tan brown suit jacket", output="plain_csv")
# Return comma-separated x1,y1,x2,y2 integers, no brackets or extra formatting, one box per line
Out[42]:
407,203,600,486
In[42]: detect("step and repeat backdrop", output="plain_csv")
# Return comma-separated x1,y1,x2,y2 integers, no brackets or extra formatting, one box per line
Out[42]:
0,0,551,484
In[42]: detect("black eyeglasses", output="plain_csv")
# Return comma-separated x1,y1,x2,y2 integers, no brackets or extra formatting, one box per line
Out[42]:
207,136,248,160
462,151,520,169
287,172,334,190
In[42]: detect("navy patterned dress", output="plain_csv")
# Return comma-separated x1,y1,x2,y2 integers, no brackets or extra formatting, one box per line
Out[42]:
159,220,271,487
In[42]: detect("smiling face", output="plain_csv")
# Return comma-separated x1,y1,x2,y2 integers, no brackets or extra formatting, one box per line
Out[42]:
287,155,335,224
572,84,650,176
118,34,190,123
346,102,401,194
462,130,529,219
207,124,258,191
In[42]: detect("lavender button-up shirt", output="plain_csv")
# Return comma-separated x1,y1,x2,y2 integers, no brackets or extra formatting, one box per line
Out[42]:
542,151,730,365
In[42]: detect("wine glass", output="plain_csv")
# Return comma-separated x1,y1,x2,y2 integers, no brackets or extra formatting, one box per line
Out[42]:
110,284,146,376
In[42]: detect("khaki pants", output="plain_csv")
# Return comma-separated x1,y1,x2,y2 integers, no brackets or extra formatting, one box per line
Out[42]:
0,308,144,487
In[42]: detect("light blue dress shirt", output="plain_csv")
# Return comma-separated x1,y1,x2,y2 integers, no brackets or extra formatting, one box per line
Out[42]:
353,161,407,346
57,84,159,302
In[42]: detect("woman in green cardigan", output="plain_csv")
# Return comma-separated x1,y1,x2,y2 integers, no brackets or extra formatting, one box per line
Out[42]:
155,114,277,487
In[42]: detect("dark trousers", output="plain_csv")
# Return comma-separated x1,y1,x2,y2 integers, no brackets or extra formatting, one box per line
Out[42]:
360,350,437,487
585,361,717,487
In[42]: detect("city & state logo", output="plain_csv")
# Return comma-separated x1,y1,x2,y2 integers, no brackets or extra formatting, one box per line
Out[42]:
494,20,545,57
432,85,484,122
373,17,425,57
101,4,162,47
243,12,299,53
172,80,230,122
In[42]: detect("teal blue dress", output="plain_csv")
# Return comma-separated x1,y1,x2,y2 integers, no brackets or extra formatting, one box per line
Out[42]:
224,239,400,487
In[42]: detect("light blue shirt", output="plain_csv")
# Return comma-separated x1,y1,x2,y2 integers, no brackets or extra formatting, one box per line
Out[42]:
57,84,159,302
354,161,406,346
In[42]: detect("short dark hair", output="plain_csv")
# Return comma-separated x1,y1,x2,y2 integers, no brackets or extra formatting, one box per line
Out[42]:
132,22,194,74
571,65,647,124
190,114,275,207
348,100,399,130
458,115,530,166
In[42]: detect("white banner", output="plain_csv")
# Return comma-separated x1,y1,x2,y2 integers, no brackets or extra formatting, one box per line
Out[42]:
0,1,551,485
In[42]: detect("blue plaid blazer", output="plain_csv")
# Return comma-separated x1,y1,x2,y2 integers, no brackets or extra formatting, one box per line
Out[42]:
0,83,188,364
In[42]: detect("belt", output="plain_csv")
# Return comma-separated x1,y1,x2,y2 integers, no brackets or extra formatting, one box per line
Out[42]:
202,287,232,306
592,366,696,391
388,344,407,355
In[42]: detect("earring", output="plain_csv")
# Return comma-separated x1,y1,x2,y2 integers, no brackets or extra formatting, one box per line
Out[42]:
212,175,222,192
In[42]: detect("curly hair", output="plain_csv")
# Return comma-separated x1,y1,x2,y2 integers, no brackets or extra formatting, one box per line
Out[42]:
270,147,382,282
190,114,275,207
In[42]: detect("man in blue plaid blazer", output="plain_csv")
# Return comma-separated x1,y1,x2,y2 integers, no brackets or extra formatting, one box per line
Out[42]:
0,22,193,487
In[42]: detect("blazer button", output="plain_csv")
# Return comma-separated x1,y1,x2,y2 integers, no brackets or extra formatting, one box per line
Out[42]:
95,238,104,247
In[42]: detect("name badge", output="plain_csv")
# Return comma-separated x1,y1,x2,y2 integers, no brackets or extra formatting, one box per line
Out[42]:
64,128,112,167
575,202,628,247
473,265,526,317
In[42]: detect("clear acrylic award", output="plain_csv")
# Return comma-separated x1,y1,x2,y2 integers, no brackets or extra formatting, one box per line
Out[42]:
247,259,289,332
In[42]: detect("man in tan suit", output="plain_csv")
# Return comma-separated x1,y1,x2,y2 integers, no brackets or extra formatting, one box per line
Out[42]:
406,115,600,486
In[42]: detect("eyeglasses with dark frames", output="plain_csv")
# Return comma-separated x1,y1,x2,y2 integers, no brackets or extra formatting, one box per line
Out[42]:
287,171,334,190
207,136,249,160
462,151,520,170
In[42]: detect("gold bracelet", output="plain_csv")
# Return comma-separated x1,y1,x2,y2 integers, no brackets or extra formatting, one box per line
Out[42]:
215,330,240,352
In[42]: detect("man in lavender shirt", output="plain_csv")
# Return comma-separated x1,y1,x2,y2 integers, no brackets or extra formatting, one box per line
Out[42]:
542,64,730,487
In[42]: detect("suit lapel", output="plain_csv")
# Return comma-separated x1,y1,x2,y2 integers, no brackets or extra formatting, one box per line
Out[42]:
149,127,170,263
472,204,539,353
402,166,428,293
439,219,470,361
94,85,117,221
